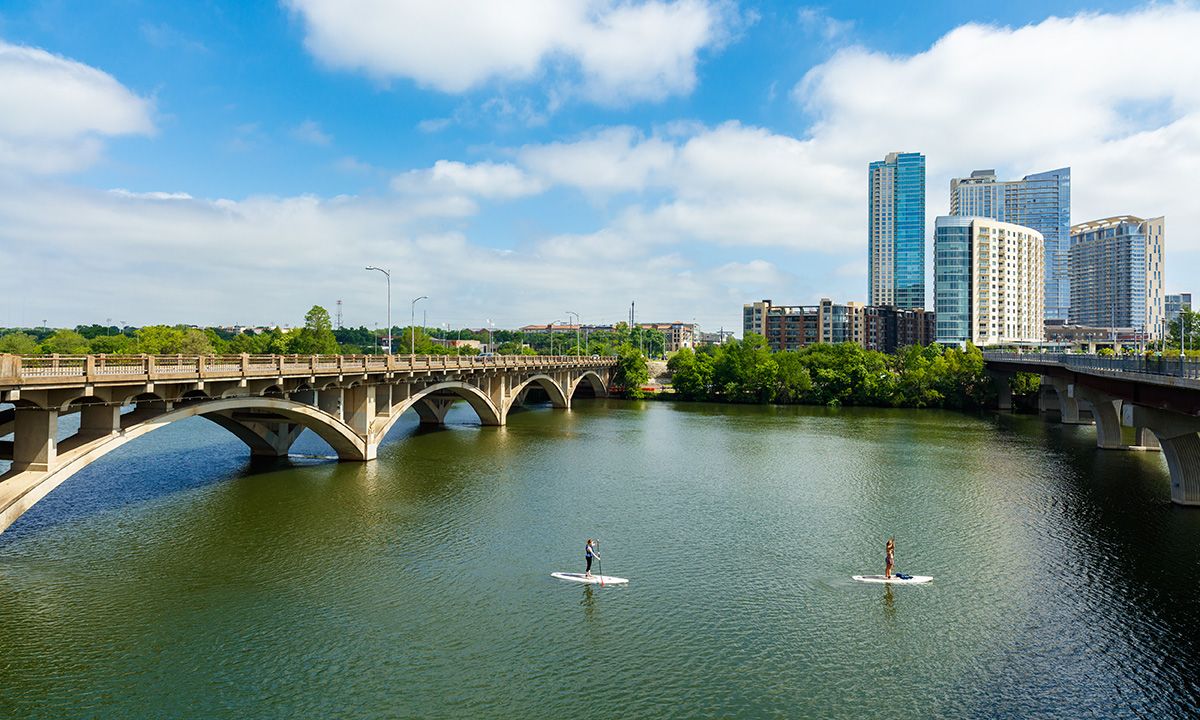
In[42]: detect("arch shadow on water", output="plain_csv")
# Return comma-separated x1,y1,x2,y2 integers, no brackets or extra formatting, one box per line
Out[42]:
0,415,344,545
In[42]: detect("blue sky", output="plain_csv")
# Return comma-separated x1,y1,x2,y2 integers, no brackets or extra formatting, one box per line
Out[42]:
0,0,1195,332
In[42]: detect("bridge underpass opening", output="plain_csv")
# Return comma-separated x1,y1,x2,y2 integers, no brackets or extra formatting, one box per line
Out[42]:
0,412,348,541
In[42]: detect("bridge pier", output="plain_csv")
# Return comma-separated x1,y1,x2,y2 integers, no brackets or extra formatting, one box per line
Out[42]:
11,407,57,472
1037,377,1059,414
1074,387,1126,449
1124,405,1200,505
987,370,1013,411
1048,378,1090,425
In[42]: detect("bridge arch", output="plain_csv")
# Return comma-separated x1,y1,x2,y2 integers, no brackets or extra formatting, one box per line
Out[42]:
0,396,368,536
510,374,569,411
372,381,503,441
570,371,609,399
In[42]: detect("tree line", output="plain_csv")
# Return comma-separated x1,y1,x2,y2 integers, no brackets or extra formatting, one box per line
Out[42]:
665,334,999,409
0,307,664,358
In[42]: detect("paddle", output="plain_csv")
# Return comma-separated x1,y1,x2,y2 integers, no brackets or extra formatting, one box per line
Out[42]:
596,540,604,588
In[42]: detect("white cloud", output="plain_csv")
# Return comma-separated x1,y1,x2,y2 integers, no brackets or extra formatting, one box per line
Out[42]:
0,41,154,174
518,126,676,194
0,178,737,330
392,160,546,199
291,119,332,145
284,0,731,104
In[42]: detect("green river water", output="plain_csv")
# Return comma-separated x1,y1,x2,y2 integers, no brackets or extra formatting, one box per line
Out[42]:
1,399,1199,718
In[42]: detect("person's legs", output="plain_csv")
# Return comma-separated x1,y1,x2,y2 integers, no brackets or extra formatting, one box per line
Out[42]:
586,555,592,577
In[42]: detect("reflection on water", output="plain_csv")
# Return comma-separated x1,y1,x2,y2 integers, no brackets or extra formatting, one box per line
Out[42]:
0,400,1198,718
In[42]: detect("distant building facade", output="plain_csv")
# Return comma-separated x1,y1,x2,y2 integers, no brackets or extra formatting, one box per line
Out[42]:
1166,293,1192,323
950,167,1071,321
742,299,934,353
869,152,926,309
1068,215,1165,340
637,322,696,353
934,216,1045,346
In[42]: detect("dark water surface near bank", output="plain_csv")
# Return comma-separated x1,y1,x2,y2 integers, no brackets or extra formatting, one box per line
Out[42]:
1,400,1198,718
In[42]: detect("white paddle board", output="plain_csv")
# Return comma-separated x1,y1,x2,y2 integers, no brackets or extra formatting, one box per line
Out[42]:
551,572,628,585
852,574,932,585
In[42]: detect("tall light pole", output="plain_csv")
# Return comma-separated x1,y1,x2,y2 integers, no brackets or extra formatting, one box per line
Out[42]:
566,311,579,355
411,295,428,355
365,266,391,354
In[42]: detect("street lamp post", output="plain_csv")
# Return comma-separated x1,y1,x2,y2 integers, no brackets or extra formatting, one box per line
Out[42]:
364,266,391,354
411,296,428,355
566,311,579,356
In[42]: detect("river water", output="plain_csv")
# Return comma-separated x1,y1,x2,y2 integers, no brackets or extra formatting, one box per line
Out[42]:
1,400,1199,718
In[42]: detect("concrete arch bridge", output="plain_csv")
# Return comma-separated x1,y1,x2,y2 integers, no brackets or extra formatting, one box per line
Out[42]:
0,353,615,535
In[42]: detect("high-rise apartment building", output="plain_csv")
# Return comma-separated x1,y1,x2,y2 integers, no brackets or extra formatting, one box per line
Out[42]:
1068,216,1165,339
869,152,926,309
1166,293,1192,323
934,217,1045,346
950,167,1070,321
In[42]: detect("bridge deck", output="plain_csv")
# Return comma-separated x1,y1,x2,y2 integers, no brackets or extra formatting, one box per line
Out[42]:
0,354,615,392
983,352,1200,391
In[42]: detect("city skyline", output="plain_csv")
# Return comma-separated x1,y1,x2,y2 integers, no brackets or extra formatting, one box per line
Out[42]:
2,2,1199,332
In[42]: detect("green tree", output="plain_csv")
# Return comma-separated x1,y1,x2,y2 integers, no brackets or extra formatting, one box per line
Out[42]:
614,344,650,397
667,347,714,399
1168,309,1200,350
179,328,215,355
89,334,135,354
0,332,39,354
292,305,339,354
41,329,91,355
134,326,185,354
713,334,779,402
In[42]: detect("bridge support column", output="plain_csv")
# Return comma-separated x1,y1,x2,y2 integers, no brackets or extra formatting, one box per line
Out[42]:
11,407,57,472
318,388,343,421
1124,405,1200,505
1049,378,1089,424
414,397,455,425
79,403,121,438
1075,387,1125,449
343,385,376,460
1037,377,1059,414
988,370,1013,411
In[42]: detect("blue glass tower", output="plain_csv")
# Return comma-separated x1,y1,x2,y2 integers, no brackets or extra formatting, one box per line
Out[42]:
950,167,1071,321
869,152,926,309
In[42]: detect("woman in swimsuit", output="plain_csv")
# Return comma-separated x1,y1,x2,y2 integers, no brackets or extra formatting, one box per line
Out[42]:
585,539,600,578
885,537,895,579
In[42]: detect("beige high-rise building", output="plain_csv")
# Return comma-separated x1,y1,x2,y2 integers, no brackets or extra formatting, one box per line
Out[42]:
934,217,1045,346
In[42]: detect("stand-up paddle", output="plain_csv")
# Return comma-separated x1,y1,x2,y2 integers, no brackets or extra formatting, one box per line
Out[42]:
596,542,604,587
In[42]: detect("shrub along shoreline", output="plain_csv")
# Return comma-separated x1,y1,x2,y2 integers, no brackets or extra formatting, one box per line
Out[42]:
657,334,1004,410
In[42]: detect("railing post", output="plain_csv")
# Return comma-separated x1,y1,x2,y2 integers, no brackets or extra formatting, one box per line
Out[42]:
146,355,156,379
85,355,96,381
241,353,250,377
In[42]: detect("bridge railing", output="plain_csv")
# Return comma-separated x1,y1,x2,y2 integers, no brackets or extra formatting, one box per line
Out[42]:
0,353,615,385
983,351,1200,380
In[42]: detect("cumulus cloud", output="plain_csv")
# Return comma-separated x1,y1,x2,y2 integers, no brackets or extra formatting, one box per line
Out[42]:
392,160,546,199
0,40,154,174
284,0,731,104
0,178,737,329
291,119,332,145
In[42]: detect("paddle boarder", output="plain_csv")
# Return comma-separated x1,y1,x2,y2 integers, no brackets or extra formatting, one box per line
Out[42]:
885,537,895,579
585,539,600,578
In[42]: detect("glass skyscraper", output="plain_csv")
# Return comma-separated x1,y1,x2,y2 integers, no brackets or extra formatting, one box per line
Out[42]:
950,167,1071,321
869,152,926,309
